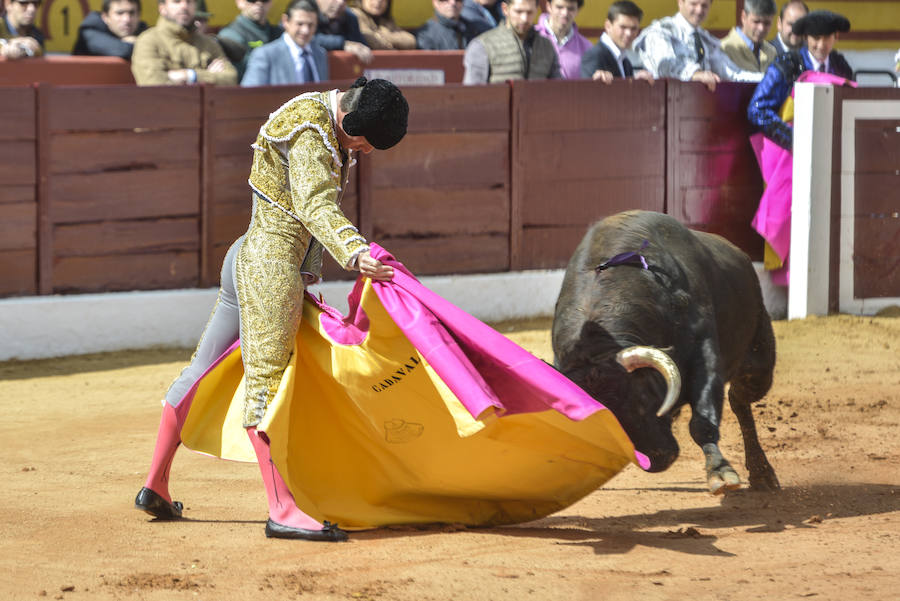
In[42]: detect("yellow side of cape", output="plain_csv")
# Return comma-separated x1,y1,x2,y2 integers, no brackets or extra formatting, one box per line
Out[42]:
181,281,636,528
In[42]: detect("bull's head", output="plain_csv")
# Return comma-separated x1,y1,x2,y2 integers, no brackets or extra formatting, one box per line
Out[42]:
555,322,683,472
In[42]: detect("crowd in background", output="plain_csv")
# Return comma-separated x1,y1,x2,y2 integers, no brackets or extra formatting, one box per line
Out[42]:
4,0,897,87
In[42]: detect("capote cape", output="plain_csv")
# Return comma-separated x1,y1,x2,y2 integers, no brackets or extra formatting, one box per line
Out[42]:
178,244,646,528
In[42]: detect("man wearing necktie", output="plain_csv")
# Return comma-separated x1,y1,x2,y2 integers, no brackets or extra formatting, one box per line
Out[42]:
634,0,763,91
580,1,653,84
720,0,777,73
242,0,330,86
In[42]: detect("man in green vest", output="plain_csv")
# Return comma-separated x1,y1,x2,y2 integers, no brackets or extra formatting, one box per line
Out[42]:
462,0,561,84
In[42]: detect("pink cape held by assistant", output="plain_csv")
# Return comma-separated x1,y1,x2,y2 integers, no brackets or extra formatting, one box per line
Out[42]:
178,244,648,528
750,70,857,286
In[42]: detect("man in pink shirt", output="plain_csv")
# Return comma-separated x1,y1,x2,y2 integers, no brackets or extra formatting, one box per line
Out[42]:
534,0,592,79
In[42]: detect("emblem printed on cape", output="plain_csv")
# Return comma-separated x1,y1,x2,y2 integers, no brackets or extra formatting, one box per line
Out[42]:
384,419,425,443
370,355,420,392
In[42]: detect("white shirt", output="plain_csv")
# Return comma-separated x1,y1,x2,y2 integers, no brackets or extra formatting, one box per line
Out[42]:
281,32,320,83
634,12,763,83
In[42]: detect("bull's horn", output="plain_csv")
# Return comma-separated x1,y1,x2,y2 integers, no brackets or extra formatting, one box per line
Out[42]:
615,346,681,417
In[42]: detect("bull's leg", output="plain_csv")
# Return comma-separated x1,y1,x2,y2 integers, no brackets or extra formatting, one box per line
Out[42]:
687,341,741,494
727,316,780,491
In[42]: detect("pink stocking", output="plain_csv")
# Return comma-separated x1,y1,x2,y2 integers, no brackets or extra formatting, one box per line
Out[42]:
142,403,182,503
247,427,322,530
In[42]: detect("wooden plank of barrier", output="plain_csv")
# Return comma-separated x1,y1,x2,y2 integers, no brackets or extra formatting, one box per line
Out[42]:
512,78,666,270
851,118,900,299
48,168,199,223
0,86,37,296
54,218,199,256
0,56,135,86
53,252,200,293
44,86,199,132
666,81,764,260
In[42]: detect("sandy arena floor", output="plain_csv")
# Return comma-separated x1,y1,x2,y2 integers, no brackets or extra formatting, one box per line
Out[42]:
1,313,898,601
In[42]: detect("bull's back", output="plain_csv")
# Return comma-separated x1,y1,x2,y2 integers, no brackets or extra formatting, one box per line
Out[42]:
553,211,766,376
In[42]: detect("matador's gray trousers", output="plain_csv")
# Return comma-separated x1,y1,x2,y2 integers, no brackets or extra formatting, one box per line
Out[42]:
164,236,244,406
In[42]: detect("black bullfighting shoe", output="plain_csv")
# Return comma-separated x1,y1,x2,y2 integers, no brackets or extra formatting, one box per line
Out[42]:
134,487,183,520
264,519,349,542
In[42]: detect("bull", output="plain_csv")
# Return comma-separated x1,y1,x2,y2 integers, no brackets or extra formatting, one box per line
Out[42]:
552,210,780,493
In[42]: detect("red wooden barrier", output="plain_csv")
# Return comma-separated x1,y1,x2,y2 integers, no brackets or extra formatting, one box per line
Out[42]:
39,85,201,293
0,56,135,86
666,81,765,261
0,87,37,296
511,78,667,270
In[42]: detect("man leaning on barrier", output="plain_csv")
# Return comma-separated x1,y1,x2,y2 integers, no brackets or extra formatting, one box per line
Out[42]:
634,0,763,92
462,0,560,84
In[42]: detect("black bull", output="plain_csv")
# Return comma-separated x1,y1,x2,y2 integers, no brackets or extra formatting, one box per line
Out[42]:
552,211,780,493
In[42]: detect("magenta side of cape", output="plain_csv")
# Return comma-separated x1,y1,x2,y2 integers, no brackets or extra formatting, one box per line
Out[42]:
367,244,613,422
750,70,857,287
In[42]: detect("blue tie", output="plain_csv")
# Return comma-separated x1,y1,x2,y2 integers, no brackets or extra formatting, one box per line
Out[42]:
299,49,314,83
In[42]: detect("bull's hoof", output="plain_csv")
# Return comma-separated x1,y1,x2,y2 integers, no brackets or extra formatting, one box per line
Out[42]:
748,468,781,492
707,467,741,495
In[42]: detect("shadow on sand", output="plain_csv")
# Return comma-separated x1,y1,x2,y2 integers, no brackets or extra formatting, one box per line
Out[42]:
348,482,899,557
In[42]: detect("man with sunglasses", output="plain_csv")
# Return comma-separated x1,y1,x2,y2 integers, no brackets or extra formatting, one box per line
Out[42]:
219,0,283,79
416,0,488,50
1,0,44,59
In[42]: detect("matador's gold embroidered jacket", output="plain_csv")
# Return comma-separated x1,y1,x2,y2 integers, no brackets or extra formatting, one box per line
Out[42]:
248,91,369,280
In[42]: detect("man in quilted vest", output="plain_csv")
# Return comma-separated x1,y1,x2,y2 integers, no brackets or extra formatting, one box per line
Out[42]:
135,78,409,541
462,0,561,84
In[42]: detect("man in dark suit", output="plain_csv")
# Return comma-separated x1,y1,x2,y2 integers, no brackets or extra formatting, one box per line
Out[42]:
580,1,652,83
72,0,149,60
772,0,807,55
242,0,329,86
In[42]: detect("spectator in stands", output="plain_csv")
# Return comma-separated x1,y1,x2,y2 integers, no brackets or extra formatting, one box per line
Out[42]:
534,0,591,80
349,0,415,50
463,0,560,84
72,0,148,60
131,0,238,85
416,0,488,50
462,0,502,32
315,0,372,63
772,0,807,55
748,9,853,150
720,0,776,72
242,0,328,86
580,1,653,83
634,0,763,92
0,0,43,58
218,0,283,79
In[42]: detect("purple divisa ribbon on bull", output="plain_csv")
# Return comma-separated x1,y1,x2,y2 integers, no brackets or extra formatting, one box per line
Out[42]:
595,240,650,273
